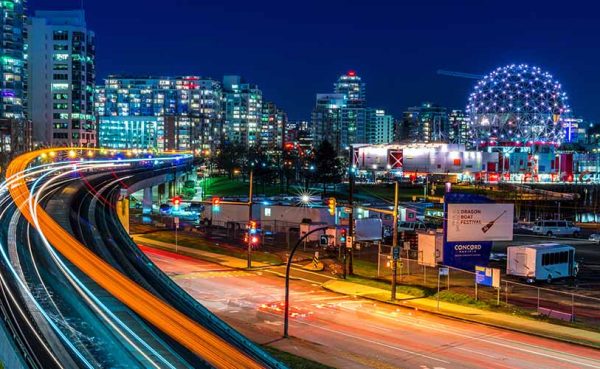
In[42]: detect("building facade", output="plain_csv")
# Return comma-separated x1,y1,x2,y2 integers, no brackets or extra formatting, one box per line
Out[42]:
1,0,27,121
0,0,31,170
448,109,470,145
402,103,449,143
365,108,394,144
260,101,287,149
96,76,222,152
28,10,96,147
311,93,346,151
222,75,262,147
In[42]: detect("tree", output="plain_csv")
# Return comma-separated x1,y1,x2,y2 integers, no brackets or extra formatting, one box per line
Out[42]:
214,142,245,178
313,140,344,195
246,145,277,193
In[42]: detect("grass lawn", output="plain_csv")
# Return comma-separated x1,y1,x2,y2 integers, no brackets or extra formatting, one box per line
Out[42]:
262,346,334,369
143,230,282,265
346,275,429,298
203,176,290,197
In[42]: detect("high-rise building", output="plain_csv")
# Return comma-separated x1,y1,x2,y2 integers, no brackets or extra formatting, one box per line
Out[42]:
365,108,394,144
402,103,449,143
1,0,31,169
96,76,222,152
312,71,371,152
448,109,470,145
260,101,287,149
1,0,27,121
28,10,96,147
311,93,346,151
222,75,262,147
334,70,365,103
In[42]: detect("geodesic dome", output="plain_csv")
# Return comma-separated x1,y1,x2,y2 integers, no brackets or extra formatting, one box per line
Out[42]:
467,64,570,146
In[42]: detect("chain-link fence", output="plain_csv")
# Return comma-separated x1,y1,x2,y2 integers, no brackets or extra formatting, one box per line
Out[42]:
374,244,600,329
130,212,600,329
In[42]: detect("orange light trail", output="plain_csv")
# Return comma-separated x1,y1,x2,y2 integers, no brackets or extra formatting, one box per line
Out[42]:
7,148,266,369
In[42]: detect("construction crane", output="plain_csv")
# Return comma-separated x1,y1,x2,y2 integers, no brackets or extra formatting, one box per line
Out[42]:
437,69,483,80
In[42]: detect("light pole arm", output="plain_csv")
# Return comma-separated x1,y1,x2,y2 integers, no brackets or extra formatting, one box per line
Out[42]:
284,226,329,338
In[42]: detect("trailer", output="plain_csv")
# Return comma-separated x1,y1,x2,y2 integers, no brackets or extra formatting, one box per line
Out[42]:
506,243,578,283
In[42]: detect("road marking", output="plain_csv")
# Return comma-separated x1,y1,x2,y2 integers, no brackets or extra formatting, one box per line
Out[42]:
455,346,501,359
172,270,251,280
298,321,450,364
335,303,600,368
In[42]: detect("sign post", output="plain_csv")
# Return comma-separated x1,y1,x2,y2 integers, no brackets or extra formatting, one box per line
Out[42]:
391,246,400,301
475,265,501,302
438,267,449,311
174,217,180,253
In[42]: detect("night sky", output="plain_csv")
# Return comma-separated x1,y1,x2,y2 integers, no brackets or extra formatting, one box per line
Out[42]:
28,0,600,122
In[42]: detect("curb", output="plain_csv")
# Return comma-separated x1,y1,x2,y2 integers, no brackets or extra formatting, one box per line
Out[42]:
321,283,600,350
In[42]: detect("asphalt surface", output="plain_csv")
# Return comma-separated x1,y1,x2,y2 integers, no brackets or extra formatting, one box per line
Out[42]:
144,246,600,369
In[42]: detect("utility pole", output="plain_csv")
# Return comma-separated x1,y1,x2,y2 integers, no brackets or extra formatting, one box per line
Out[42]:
391,181,399,301
247,170,254,268
348,168,355,275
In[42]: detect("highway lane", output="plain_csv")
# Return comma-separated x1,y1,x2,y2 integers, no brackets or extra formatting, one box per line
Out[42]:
143,245,600,369
3,149,283,368
68,162,281,367
0,163,196,368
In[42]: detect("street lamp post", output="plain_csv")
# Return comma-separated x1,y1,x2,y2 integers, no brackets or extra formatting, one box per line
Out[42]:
283,226,329,338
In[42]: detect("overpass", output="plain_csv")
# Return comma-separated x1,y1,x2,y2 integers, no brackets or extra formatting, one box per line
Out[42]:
0,149,284,368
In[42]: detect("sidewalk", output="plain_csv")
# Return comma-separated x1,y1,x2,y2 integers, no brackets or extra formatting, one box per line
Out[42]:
322,279,600,349
132,235,272,269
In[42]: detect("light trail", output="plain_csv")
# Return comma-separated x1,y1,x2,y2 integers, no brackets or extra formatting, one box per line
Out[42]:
28,164,177,369
6,148,269,369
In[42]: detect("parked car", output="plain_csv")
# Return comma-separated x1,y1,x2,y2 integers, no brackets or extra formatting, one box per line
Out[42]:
589,233,600,244
532,220,581,237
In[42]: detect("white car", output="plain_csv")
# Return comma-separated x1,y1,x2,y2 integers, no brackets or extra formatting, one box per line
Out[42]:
532,220,581,237
589,234,600,244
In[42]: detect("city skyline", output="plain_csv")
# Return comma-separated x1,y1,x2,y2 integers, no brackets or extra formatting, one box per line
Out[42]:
27,0,600,122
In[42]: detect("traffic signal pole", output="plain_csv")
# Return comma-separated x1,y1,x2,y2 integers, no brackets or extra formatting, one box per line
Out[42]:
247,170,254,269
391,181,399,301
347,169,355,275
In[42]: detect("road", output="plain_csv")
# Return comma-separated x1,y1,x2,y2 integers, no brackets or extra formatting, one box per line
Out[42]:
0,149,282,368
143,245,600,369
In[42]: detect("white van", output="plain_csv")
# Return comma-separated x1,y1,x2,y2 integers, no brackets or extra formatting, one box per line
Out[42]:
532,220,580,237
507,243,578,283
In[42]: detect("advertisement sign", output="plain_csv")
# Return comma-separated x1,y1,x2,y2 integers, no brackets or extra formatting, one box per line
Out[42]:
447,203,514,242
444,241,492,269
475,266,500,288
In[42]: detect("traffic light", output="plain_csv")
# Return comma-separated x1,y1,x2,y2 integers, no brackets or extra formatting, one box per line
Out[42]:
172,196,182,208
339,228,347,244
211,197,221,212
328,197,336,216
248,220,258,235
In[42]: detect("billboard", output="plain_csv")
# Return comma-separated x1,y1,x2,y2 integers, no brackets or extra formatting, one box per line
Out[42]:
446,203,514,242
